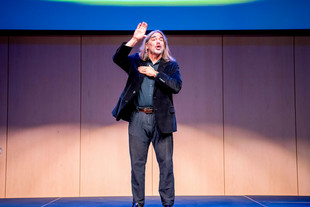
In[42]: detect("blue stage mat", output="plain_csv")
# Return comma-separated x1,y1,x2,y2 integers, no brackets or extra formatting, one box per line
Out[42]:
248,196,310,207
0,196,309,207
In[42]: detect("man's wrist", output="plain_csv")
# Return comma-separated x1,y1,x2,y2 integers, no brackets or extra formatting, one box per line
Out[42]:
154,71,159,77
125,37,138,47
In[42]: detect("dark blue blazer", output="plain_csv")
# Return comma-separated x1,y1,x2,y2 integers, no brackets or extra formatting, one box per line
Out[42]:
112,43,182,134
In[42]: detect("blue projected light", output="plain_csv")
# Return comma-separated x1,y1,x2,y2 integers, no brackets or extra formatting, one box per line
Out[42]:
0,0,309,30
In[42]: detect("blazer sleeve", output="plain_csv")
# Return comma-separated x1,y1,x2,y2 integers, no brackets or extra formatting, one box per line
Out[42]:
155,61,182,94
112,43,134,74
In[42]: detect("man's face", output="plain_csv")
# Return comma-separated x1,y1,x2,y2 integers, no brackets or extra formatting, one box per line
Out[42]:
147,32,165,56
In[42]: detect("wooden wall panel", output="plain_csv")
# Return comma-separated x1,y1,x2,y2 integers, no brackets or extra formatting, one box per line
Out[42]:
295,36,310,195
223,36,297,195
1,34,309,198
6,36,81,197
80,35,154,196
152,35,224,195
0,36,8,198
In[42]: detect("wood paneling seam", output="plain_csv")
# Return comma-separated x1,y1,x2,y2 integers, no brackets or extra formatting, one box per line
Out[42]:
293,35,300,195
221,35,226,195
4,35,10,198
79,35,83,197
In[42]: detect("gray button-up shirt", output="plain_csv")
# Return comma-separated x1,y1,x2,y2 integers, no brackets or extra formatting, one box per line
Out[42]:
135,59,160,107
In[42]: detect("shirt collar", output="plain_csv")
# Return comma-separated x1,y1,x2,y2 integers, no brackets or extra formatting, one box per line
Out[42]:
147,58,161,66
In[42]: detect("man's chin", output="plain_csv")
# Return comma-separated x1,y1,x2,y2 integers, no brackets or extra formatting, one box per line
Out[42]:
154,49,164,55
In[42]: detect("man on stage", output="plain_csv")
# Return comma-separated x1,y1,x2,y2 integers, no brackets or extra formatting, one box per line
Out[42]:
112,22,182,207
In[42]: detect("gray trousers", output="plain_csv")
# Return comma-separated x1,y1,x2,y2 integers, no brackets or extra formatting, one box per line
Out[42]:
129,111,175,206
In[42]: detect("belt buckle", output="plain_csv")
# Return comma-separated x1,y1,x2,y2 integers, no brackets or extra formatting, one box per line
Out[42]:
143,108,153,114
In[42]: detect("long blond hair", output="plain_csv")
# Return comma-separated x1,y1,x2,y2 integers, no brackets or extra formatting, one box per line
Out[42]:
139,30,175,62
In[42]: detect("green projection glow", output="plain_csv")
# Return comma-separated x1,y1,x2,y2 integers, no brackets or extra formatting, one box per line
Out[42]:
45,0,259,6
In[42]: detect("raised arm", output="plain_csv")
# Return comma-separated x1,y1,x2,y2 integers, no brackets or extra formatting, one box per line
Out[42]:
113,22,148,73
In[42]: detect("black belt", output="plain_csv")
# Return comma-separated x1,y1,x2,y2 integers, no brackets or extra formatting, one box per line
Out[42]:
136,107,154,114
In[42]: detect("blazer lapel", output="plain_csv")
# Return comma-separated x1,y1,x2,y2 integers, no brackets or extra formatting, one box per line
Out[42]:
154,59,168,92
157,59,168,73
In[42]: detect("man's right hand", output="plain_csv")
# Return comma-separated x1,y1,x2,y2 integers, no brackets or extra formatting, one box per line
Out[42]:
126,22,148,47
133,22,148,40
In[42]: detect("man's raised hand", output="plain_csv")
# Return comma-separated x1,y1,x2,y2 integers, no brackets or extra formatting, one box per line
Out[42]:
126,22,148,47
133,22,148,41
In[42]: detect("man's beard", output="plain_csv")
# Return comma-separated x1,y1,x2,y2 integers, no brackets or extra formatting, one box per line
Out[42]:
153,48,164,55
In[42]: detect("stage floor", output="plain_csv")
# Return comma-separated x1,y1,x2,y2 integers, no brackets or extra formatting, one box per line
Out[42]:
0,196,310,207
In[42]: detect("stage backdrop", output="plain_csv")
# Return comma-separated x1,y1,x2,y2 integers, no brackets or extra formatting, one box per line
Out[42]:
0,34,309,198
